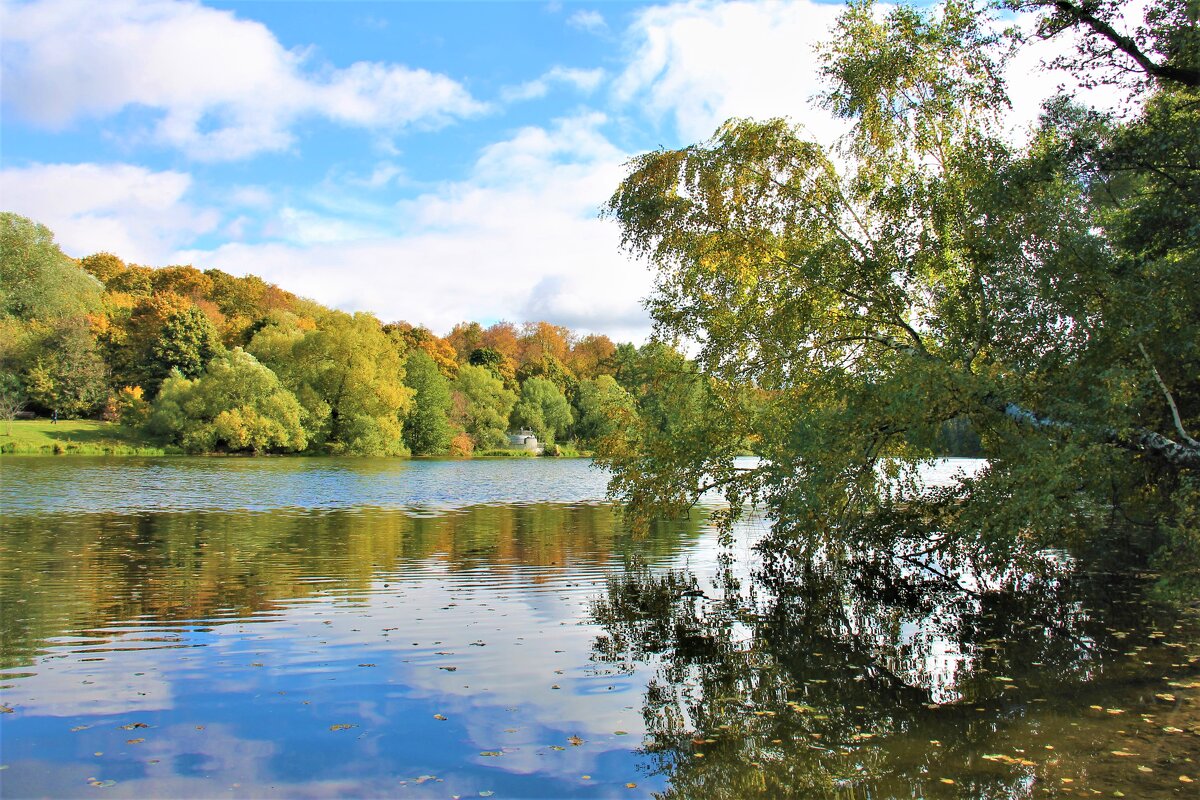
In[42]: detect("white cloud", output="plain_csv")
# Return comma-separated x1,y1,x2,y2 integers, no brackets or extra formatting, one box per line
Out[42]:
613,0,1126,149
0,0,486,161
614,0,846,146
501,67,606,102
568,9,607,33
173,113,653,341
0,162,219,264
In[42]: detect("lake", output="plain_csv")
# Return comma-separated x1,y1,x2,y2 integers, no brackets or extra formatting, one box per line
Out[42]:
1,457,1197,798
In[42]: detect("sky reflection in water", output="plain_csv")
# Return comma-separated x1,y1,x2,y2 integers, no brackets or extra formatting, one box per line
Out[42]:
0,457,1197,798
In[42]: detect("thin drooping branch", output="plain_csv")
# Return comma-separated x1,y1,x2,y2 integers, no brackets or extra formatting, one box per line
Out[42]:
1137,342,1200,448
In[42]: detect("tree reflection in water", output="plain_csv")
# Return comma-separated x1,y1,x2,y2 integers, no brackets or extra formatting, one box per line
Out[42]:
590,532,1200,798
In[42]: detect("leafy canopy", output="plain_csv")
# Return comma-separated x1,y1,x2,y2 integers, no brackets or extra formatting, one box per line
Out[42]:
601,0,1199,569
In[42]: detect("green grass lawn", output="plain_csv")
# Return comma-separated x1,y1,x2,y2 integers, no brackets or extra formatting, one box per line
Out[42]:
0,419,174,456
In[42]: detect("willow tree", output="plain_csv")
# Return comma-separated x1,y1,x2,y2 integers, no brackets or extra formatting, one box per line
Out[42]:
601,0,1198,572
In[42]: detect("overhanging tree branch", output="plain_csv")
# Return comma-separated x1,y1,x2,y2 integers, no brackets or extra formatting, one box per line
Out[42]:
1039,0,1200,87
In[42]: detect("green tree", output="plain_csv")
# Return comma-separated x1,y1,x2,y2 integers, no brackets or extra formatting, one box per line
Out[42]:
148,307,222,391
468,346,517,389
515,353,578,397
511,376,573,446
573,375,637,445
0,213,102,321
402,349,453,455
147,348,307,454
451,364,517,449
264,311,413,455
601,0,1199,566
23,317,109,417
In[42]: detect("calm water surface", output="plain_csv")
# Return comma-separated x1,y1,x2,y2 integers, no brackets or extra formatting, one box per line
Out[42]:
1,457,1197,798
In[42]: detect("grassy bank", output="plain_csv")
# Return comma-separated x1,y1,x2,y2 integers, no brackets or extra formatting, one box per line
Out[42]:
0,419,595,458
0,419,175,456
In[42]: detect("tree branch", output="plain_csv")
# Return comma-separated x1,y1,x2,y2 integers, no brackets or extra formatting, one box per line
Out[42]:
1047,0,1200,88
1000,399,1200,470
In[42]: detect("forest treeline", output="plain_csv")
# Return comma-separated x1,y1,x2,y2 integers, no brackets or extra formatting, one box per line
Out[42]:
0,212,710,457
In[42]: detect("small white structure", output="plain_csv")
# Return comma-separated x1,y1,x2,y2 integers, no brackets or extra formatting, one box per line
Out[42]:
507,428,540,452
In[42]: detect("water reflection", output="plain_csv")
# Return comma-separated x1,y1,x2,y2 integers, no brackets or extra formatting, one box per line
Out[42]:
0,491,707,798
590,542,1200,798
1,458,1197,798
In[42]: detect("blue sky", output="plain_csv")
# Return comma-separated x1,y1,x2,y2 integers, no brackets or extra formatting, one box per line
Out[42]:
0,0,1094,341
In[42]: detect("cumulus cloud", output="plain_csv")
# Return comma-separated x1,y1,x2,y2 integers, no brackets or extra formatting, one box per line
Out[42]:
613,0,1126,149
501,67,606,102
0,162,219,264
173,113,653,341
614,0,846,146
0,0,486,161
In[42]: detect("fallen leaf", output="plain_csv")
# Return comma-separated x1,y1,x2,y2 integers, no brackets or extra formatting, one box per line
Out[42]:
329,724,357,732
567,736,585,746
479,751,502,757
119,723,148,730
434,714,447,721
126,738,144,745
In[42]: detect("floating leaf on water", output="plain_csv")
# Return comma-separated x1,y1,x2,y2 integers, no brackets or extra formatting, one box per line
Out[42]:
567,736,585,746
614,730,629,735
439,666,458,672
581,775,590,780
433,714,447,721
357,663,376,667
1137,765,1153,773
1106,708,1126,715
940,779,955,785
479,751,502,757
1111,750,1136,757
626,783,637,789
329,724,357,732
1180,776,1193,783
1154,693,1176,702
71,725,91,732
549,745,565,751
1163,726,1184,733
87,779,116,788
126,738,144,745
0,706,14,714
119,723,148,730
